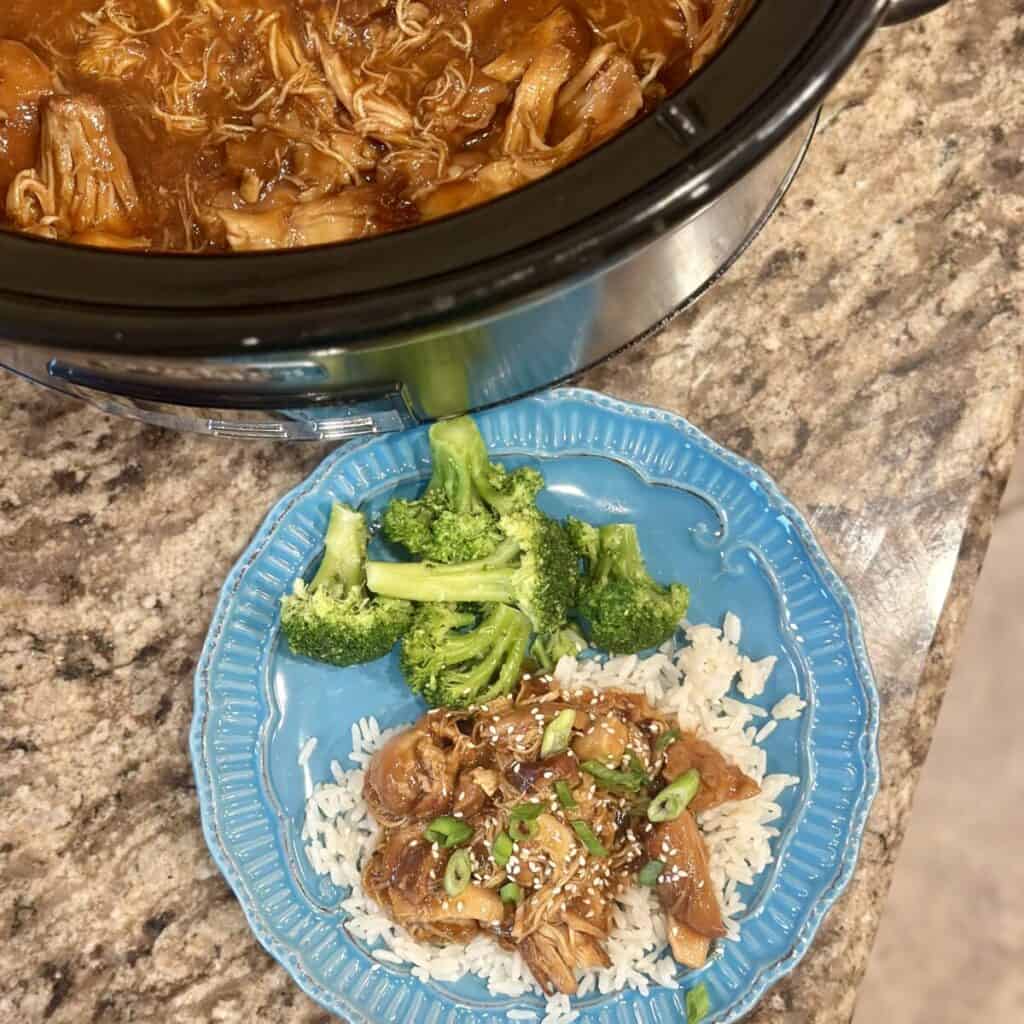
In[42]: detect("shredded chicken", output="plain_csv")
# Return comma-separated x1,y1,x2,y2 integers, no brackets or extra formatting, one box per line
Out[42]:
519,920,611,995
7,95,141,241
553,48,643,146
481,7,591,85
662,729,760,813
363,711,473,824
77,22,150,80
0,0,744,249
501,45,578,156
645,810,727,968
213,182,413,249
361,677,755,995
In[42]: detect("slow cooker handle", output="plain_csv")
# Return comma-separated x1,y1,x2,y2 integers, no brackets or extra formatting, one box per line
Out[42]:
883,0,949,25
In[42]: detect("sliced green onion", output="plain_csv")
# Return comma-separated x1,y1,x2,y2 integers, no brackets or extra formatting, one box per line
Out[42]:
554,781,576,809
627,751,650,782
424,815,474,848
509,801,544,821
540,708,576,757
444,849,472,897
654,728,680,754
571,819,608,857
581,759,645,794
685,982,710,1024
647,769,700,823
509,817,540,842
492,832,513,867
500,881,523,905
637,859,664,886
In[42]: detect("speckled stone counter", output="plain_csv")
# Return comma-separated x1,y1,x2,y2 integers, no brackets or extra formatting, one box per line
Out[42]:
2,4,1022,1021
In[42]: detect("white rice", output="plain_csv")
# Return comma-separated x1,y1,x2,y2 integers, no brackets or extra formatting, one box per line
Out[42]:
772,694,807,721
301,614,804,1020
738,655,777,700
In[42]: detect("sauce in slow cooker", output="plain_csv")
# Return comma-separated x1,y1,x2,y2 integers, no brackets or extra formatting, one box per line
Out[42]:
0,0,740,251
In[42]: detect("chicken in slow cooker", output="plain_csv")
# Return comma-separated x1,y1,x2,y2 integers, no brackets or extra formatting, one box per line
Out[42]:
0,0,742,251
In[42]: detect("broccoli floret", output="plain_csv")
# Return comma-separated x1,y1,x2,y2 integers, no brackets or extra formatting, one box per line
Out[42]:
281,502,413,667
366,509,579,635
531,624,587,671
401,602,531,708
480,461,545,517
382,494,503,564
565,516,600,563
429,416,544,516
576,524,689,655
381,416,541,563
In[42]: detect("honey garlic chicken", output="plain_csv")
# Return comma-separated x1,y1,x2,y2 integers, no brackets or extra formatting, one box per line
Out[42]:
0,0,746,251
361,675,759,994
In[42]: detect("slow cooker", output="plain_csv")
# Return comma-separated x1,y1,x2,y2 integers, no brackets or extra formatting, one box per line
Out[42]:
0,0,946,441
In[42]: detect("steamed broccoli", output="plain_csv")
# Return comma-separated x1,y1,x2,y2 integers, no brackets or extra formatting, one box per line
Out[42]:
565,516,600,563
428,415,543,516
366,508,579,635
381,417,543,563
531,624,587,671
382,493,502,564
281,502,413,667
576,524,689,655
401,602,531,708
382,415,548,565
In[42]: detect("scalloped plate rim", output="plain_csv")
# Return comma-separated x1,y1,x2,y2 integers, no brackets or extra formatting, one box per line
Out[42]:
189,386,881,1023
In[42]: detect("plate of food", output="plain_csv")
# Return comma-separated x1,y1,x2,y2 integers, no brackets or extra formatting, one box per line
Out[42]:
190,388,879,1024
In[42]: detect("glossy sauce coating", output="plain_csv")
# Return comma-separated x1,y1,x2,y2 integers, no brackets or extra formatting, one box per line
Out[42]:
0,0,739,250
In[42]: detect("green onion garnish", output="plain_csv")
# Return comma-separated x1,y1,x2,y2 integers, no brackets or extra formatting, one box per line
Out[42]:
581,759,646,794
492,832,513,866
571,820,608,857
647,769,700,823
509,801,544,821
424,815,474,848
509,817,539,842
627,751,649,779
685,981,710,1023
637,859,664,886
654,728,680,754
554,781,576,808
444,849,472,897
500,881,523,905
540,708,576,757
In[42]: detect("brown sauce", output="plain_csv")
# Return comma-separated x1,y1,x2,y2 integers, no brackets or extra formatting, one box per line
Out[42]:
0,0,740,251
360,676,759,992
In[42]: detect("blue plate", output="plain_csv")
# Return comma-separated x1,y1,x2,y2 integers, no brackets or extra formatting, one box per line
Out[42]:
190,388,880,1024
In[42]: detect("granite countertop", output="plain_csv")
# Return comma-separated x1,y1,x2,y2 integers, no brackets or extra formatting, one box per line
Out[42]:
2,3,1022,1021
